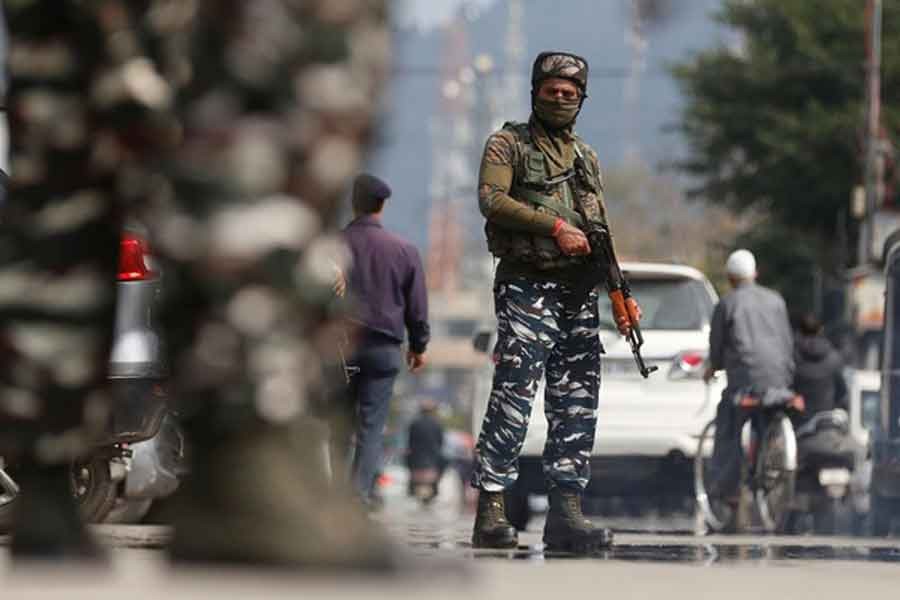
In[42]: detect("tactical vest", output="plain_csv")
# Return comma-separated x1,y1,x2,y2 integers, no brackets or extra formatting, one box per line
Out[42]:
485,121,605,270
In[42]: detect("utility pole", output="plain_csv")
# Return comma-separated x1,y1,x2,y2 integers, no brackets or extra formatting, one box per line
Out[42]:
860,0,883,265
624,0,648,164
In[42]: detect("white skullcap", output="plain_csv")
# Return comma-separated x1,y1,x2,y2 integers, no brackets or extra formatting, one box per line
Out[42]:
725,249,756,280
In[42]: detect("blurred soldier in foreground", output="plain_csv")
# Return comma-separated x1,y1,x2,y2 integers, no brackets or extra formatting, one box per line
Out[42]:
340,174,430,507
471,51,639,552
1,0,392,567
703,250,794,522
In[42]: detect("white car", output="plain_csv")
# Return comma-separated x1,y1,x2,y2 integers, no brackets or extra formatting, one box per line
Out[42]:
845,368,880,522
471,262,725,525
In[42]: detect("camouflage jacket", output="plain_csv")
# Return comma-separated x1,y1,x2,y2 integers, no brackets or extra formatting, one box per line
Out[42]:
478,119,608,272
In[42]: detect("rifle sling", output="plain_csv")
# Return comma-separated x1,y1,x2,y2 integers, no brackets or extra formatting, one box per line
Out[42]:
517,187,585,228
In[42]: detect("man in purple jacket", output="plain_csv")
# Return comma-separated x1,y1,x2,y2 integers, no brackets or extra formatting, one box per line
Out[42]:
342,174,430,506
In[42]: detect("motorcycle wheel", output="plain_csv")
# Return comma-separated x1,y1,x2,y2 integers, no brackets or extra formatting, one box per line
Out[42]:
754,413,797,534
871,493,895,537
812,500,838,535
71,457,117,523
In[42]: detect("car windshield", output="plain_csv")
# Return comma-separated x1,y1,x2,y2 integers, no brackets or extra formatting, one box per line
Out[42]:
597,276,713,332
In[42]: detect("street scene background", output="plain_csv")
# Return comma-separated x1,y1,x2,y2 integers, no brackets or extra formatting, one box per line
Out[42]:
4,1,900,598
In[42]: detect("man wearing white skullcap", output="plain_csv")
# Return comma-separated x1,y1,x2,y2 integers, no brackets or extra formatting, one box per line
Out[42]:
724,249,756,281
702,249,794,520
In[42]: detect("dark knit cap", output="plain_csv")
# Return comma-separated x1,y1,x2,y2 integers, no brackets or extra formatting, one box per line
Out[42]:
352,173,391,213
354,173,391,201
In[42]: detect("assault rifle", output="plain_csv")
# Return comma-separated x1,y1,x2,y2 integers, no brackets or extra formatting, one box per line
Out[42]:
571,145,657,379
584,223,657,379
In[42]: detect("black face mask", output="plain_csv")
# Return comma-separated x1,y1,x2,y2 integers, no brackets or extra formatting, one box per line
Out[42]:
533,96,581,130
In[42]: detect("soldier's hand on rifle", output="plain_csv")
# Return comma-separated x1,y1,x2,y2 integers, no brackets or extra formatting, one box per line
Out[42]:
611,294,642,336
625,297,642,325
552,218,591,256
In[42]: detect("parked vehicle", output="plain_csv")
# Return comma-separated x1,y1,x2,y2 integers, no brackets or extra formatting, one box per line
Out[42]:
0,227,184,528
471,262,725,529
845,368,880,533
787,409,856,534
869,232,900,536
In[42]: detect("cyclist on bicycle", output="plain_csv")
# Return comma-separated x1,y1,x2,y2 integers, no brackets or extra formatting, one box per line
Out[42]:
702,250,795,516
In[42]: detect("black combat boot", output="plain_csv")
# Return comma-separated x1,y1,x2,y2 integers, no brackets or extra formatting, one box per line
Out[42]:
472,490,518,549
543,488,613,553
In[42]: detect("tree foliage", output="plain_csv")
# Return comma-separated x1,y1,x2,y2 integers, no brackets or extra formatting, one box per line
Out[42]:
672,0,900,267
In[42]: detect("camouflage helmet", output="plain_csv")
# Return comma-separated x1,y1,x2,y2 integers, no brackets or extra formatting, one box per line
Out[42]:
531,51,589,95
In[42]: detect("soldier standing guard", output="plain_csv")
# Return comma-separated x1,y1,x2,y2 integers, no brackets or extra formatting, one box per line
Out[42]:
470,51,642,553
1,0,393,567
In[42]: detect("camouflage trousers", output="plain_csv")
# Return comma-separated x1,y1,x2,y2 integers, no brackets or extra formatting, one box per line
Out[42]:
472,278,601,493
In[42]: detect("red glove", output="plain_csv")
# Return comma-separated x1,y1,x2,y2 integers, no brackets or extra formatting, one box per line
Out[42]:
609,291,642,336
551,218,590,256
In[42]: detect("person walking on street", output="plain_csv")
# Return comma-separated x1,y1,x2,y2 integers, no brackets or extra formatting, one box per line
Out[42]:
406,398,446,501
471,51,642,552
703,249,794,519
342,174,430,507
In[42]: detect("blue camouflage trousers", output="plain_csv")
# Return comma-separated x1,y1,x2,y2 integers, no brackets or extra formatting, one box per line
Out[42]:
472,278,601,493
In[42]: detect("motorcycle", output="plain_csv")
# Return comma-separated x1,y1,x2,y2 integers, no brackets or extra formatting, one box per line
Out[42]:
787,409,856,535
407,465,443,506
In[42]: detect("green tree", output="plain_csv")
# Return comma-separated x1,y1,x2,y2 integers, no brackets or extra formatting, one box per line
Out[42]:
671,0,900,276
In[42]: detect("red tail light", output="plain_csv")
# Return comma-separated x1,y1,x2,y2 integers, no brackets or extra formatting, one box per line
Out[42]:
118,232,154,281
668,350,707,380
679,351,705,369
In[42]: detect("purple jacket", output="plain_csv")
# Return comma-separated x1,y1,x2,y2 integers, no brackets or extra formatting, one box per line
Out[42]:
343,216,430,353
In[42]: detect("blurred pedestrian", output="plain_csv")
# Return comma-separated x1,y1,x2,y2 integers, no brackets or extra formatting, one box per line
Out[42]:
340,173,430,508
406,398,445,501
1,0,392,568
792,313,847,423
791,313,856,462
471,51,641,552
703,249,794,522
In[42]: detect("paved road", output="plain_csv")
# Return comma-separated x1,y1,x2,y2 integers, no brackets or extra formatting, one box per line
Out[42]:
3,491,900,600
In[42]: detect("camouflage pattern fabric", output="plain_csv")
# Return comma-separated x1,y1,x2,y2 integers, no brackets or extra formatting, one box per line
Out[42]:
531,52,589,94
479,118,609,276
0,0,389,463
472,278,601,493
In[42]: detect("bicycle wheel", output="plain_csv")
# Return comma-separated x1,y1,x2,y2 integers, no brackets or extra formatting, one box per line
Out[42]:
754,413,797,533
694,418,733,532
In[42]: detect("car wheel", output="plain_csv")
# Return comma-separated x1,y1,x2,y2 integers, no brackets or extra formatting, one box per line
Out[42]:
0,496,16,533
71,457,117,523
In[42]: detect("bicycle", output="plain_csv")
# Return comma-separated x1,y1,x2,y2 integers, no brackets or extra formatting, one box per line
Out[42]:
694,386,805,534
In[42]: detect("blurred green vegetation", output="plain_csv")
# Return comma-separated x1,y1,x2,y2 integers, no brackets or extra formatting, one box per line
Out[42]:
672,0,900,310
